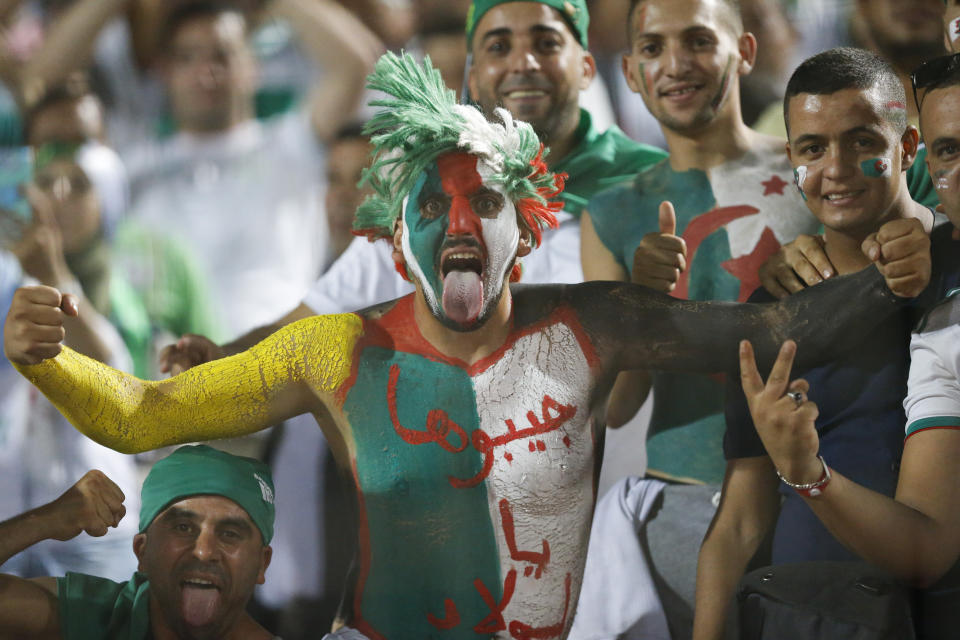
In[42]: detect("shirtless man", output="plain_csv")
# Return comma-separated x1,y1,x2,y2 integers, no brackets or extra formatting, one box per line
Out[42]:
3,53,923,639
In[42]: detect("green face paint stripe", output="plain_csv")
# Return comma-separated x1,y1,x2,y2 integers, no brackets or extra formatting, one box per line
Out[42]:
405,169,445,301
710,55,735,112
638,62,651,97
861,157,891,178
344,348,501,634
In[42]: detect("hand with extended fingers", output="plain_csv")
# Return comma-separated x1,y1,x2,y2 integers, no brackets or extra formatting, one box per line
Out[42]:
631,201,687,293
158,334,224,376
40,469,126,541
739,339,824,486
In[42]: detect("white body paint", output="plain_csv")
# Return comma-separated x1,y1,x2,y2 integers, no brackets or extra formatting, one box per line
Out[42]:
472,317,597,634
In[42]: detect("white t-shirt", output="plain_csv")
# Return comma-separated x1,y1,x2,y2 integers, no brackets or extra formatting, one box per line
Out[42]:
127,111,329,337
904,291,960,439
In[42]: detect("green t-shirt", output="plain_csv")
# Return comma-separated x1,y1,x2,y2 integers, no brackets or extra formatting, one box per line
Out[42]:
552,109,667,218
57,572,151,640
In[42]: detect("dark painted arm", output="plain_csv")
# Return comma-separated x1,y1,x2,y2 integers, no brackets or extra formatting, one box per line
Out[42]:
573,265,903,375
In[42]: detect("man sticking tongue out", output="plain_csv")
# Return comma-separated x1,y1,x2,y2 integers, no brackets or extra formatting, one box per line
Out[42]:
402,150,522,329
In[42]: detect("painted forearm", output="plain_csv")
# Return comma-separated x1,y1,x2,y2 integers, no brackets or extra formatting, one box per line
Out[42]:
14,314,362,454
583,265,900,374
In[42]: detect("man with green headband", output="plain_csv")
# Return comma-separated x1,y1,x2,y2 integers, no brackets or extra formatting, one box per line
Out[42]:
3,53,929,639
0,445,278,639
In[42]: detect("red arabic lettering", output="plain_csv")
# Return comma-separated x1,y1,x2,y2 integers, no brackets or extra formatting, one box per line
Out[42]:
388,364,469,452
507,573,572,640
386,364,578,489
500,499,550,579
472,568,518,633
426,598,460,630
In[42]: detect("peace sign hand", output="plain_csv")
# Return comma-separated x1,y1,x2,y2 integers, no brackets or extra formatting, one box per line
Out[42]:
739,339,823,485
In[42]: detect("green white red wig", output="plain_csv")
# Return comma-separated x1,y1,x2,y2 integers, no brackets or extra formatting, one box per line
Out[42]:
353,52,565,247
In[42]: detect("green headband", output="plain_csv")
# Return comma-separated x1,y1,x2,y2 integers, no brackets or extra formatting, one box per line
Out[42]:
139,445,276,544
465,0,589,49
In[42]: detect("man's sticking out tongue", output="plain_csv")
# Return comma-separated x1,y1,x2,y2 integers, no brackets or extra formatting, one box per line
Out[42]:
442,269,483,324
181,583,221,627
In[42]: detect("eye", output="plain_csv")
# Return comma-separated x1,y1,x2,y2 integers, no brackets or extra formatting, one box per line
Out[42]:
420,197,446,220
852,137,877,150
638,41,662,57
689,35,716,50
472,194,503,216
936,143,960,160
174,522,194,534
799,143,825,156
536,35,563,53
486,39,508,55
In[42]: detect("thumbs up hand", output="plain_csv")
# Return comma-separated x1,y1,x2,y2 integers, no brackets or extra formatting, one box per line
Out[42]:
631,201,687,293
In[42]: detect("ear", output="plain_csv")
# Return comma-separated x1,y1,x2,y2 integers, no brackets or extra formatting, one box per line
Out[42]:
133,533,147,571
256,545,273,585
467,64,480,105
579,51,597,91
900,125,920,172
737,32,758,75
622,53,643,94
516,227,533,258
391,219,412,282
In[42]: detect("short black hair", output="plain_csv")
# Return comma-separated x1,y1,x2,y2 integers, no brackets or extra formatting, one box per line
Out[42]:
783,47,907,136
159,1,246,50
23,73,104,142
626,0,743,45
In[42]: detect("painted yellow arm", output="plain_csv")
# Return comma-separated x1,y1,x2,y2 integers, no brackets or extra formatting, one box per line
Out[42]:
13,314,364,453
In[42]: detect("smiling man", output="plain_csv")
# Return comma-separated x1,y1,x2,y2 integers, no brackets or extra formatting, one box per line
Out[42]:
2,54,926,640
0,445,276,640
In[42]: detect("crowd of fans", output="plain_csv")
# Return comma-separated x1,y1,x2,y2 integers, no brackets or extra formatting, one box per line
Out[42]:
0,0,957,638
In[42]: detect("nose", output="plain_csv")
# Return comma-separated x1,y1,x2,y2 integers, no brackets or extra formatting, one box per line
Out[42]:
822,146,856,181
507,45,541,74
446,196,482,237
662,41,693,77
190,526,220,562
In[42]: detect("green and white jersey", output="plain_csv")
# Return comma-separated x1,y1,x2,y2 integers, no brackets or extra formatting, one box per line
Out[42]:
904,289,960,439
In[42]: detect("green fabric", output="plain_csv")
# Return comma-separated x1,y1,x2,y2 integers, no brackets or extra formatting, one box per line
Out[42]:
906,415,960,439
466,0,589,48
558,110,667,218
57,572,151,640
140,445,276,544
111,220,223,378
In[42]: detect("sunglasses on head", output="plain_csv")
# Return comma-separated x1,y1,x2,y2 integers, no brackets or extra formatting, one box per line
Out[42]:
911,52,960,112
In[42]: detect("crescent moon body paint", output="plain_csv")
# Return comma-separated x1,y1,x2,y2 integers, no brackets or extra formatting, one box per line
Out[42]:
793,165,809,201
401,152,520,330
861,157,892,178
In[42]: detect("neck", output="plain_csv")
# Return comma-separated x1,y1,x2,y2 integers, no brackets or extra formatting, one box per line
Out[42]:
662,110,756,172
823,186,932,275
412,286,514,365
542,114,581,166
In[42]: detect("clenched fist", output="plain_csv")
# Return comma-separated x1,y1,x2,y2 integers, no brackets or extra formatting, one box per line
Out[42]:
41,469,126,541
3,285,78,365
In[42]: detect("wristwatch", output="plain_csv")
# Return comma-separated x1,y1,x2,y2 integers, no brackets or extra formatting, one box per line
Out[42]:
776,455,831,498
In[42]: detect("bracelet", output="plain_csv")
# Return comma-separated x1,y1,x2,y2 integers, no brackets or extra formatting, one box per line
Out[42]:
776,455,831,498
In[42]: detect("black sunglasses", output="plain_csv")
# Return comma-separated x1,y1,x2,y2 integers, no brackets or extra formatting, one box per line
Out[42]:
911,52,960,112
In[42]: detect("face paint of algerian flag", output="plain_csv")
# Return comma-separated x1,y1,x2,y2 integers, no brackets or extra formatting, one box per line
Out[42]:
400,151,520,330
793,165,808,201
861,157,892,178
950,17,960,47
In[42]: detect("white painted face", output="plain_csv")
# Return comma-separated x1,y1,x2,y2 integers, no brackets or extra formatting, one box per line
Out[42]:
399,152,520,330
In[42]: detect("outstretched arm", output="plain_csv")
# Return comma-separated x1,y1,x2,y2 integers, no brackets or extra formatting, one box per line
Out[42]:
5,285,362,454
0,470,126,639
576,263,904,376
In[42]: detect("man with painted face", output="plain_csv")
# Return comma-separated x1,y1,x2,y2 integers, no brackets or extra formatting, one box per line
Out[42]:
0,445,277,640
2,54,927,639
158,0,667,373
692,47,955,640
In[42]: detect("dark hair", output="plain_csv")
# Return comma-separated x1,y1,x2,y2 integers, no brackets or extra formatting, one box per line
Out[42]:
159,1,246,49
626,0,743,45
23,73,104,142
333,121,369,144
783,47,907,135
